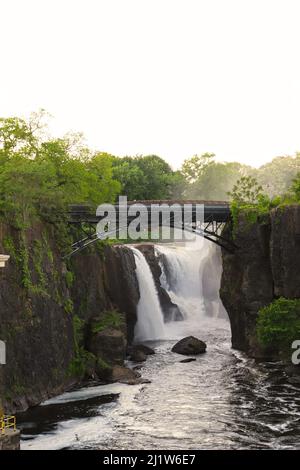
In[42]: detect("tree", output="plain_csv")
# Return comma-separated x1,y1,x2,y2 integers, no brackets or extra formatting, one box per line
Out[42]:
256,154,300,197
0,115,121,227
227,176,263,204
181,153,215,183
185,162,247,200
112,155,175,200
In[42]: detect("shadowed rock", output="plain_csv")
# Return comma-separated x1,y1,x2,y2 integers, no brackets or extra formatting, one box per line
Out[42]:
130,350,147,362
172,336,206,355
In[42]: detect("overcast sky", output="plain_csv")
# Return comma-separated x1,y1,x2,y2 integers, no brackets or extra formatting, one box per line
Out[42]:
1,0,300,168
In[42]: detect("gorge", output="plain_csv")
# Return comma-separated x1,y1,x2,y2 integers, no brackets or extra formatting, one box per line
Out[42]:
1,205,300,449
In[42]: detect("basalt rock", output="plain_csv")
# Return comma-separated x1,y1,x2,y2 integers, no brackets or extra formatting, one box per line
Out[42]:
128,344,155,357
103,245,140,343
220,205,300,358
172,336,207,355
88,324,127,367
111,365,141,384
130,350,147,362
0,223,141,413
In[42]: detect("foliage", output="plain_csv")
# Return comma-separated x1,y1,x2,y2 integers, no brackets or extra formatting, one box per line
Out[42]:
73,314,85,351
0,112,121,228
186,162,248,200
91,310,124,333
290,172,300,201
256,154,300,197
257,298,300,355
112,154,177,200
67,348,96,377
65,270,74,289
181,153,215,183
227,176,263,204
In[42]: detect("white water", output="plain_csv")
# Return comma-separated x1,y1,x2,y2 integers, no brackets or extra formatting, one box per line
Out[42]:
19,241,300,450
130,247,166,342
155,240,210,326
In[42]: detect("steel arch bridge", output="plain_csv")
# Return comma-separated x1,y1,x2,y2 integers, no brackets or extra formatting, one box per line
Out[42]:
66,200,236,257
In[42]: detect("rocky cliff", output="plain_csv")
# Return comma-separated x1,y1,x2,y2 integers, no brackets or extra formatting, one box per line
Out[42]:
220,205,300,357
0,223,140,413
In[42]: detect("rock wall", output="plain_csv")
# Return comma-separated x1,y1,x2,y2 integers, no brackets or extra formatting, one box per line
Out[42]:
220,205,300,357
0,223,140,413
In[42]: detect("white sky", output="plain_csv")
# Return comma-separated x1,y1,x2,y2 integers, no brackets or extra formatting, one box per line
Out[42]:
1,0,300,169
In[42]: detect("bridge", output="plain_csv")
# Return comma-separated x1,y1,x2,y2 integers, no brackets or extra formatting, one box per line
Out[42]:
66,200,235,257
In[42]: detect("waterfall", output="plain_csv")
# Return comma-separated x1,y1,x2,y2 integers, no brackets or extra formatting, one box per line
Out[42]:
130,247,166,342
155,241,210,322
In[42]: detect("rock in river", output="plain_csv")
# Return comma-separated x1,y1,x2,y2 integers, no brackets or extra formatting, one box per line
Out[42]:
128,344,155,362
172,336,207,355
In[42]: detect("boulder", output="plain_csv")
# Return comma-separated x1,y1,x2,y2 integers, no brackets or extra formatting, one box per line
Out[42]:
111,365,141,383
128,344,155,357
130,350,147,362
172,336,206,355
88,324,126,366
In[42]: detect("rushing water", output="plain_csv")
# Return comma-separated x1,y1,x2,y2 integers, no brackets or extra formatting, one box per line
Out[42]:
18,242,300,450
130,247,166,342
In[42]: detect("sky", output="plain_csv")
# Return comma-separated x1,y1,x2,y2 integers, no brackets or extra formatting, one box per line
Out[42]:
1,0,300,169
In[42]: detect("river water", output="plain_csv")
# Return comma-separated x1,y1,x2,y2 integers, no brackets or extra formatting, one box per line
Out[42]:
18,242,300,450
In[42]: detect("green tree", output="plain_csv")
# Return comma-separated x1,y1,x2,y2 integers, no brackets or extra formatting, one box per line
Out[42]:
186,162,247,200
257,154,300,197
227,176,263,204
181,153,215,183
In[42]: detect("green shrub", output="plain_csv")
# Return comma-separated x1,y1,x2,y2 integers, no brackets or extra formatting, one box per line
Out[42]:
67,348,96,377
257,297,300,355
92,309,124,333
65,270,74,288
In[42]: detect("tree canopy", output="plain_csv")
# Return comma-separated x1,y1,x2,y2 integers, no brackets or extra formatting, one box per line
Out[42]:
1,111,300,230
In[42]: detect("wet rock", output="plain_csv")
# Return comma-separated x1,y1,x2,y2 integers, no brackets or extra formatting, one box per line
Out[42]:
180,358,197,363
88,324,127,367
130,350,147,362
128,344,155,357
125,378,152,385
111,365,141,383
172,336,207,355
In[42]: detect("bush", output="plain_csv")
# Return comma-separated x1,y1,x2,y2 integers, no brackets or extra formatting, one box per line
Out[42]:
257,297,300,355
92,310,124,333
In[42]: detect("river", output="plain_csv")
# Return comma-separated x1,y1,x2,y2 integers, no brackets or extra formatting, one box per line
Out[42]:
18,242,300,450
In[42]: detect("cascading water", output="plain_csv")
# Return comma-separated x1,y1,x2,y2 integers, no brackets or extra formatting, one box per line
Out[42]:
129,247,166,342
20,241,300,451
155,240,210,322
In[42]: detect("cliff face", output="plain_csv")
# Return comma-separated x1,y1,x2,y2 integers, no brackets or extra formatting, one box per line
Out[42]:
0,224,140,413
220,205,300,357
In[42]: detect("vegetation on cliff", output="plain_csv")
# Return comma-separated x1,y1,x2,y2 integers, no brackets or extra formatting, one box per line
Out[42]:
257,298,300,357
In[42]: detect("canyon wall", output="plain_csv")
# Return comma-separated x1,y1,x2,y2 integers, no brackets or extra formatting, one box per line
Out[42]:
220,205,300,357
0,223,139,413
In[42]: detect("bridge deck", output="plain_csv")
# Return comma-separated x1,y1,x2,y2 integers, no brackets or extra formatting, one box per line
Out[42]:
68,201,231,224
